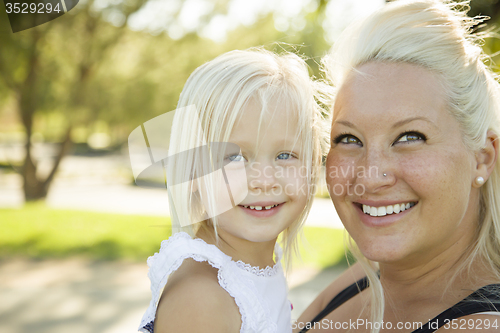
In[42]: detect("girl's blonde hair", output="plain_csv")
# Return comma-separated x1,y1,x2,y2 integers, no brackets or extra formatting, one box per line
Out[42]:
323,0,500,330
167,48,329,267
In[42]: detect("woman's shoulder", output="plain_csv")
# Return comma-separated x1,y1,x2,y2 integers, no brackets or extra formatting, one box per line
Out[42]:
318,262,367,309
295,262,367,330
153,258,242,333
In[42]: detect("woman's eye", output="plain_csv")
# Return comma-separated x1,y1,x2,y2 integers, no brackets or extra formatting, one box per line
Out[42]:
226,154,246,162
277,152,296,160
396,132,426,144
334,134,361,146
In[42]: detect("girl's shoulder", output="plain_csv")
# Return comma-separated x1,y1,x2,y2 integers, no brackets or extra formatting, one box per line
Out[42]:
154,258,242,333
147,232,232,272
139,232,288,333
139,232,235,332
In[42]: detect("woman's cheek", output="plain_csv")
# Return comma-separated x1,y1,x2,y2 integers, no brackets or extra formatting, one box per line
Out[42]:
397,154,430,189
325,152,357,196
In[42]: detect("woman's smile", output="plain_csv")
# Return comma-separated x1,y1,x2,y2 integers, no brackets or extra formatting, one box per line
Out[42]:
354,200,418,227
326,61,479,263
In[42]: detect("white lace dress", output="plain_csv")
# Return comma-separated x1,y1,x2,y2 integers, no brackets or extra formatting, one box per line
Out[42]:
138,232,292,333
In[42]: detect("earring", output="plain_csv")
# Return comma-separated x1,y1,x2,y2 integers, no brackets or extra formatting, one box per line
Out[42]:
383,173,387,177
475,176,485,186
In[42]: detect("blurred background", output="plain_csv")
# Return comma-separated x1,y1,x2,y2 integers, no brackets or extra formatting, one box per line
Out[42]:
1,0,500,332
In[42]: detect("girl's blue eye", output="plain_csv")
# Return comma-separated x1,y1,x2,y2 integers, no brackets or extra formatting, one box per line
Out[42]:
227,154,246,162
277,152,295,160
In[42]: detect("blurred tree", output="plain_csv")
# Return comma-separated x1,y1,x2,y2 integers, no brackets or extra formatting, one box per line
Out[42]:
0,0,332,202
0,0,148,201
467,0,500,22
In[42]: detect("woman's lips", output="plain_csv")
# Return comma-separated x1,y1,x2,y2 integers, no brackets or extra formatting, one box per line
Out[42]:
353,201,418,227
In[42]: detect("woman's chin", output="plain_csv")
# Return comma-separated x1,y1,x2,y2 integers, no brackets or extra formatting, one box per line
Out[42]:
355,240,412,264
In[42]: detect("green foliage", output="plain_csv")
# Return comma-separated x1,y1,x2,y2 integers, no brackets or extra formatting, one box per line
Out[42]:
0,204,347,269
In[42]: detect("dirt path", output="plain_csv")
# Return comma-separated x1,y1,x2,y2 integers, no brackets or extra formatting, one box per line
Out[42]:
0,259,343,333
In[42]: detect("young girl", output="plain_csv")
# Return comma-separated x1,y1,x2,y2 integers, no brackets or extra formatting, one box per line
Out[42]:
138,49,327,333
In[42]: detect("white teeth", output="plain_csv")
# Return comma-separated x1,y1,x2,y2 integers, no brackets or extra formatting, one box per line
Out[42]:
361,202,415,216
243,204,279,210
377,206,387,216
394,204,400,214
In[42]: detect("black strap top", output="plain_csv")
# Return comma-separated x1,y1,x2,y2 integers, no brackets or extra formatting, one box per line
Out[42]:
299,277,500,333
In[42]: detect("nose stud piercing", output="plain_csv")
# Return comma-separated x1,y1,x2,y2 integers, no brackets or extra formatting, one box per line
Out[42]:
475,176,485,186
383,173,387,177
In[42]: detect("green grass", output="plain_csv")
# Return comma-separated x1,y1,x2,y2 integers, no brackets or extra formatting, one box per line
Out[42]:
0,203,171,261
0,203,348,269
296,227,349,269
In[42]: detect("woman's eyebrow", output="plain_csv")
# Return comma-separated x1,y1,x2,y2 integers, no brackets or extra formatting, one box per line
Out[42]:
334,120,357,129
391,116,438,129
334,117,438,130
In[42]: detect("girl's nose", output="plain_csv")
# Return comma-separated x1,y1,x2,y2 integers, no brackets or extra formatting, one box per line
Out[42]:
247,161,279,192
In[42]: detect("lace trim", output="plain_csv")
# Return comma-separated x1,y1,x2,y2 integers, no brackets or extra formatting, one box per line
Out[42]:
140,232,283,333
234,260,280,277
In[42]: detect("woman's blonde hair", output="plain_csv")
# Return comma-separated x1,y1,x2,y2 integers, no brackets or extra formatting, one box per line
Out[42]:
167,48,329,267
323,0,500,330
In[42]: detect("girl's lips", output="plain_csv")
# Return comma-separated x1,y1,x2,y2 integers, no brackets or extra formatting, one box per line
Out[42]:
238,203,284,218
353,201,418,227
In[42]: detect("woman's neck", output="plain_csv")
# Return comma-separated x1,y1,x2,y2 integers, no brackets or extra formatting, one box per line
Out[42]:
378,240,498,313
196,225,278,269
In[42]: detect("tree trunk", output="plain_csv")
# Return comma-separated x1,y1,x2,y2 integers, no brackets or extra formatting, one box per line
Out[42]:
18,29,73,202
22,128,72,201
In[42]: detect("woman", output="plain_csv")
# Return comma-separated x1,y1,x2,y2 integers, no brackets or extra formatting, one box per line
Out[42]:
296,1,500,332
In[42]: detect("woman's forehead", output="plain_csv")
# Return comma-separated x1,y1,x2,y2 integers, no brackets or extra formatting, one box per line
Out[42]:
333,62,448,125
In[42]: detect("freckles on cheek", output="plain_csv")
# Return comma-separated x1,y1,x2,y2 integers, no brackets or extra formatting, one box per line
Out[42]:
326,155,356,184
399,155,430,188
326,154,358,198
399,152,465,199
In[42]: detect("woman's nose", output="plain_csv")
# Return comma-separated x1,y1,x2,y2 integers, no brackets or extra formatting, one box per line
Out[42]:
356,148,396,194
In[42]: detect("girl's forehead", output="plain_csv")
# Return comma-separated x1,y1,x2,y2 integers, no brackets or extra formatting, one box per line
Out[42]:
228,101,303,153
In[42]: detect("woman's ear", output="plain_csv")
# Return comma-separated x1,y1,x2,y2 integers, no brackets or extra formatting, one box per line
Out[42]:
475,130,499,184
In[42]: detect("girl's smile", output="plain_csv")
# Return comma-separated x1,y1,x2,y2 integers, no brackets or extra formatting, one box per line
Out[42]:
238,201,285,218
215,97,309,244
